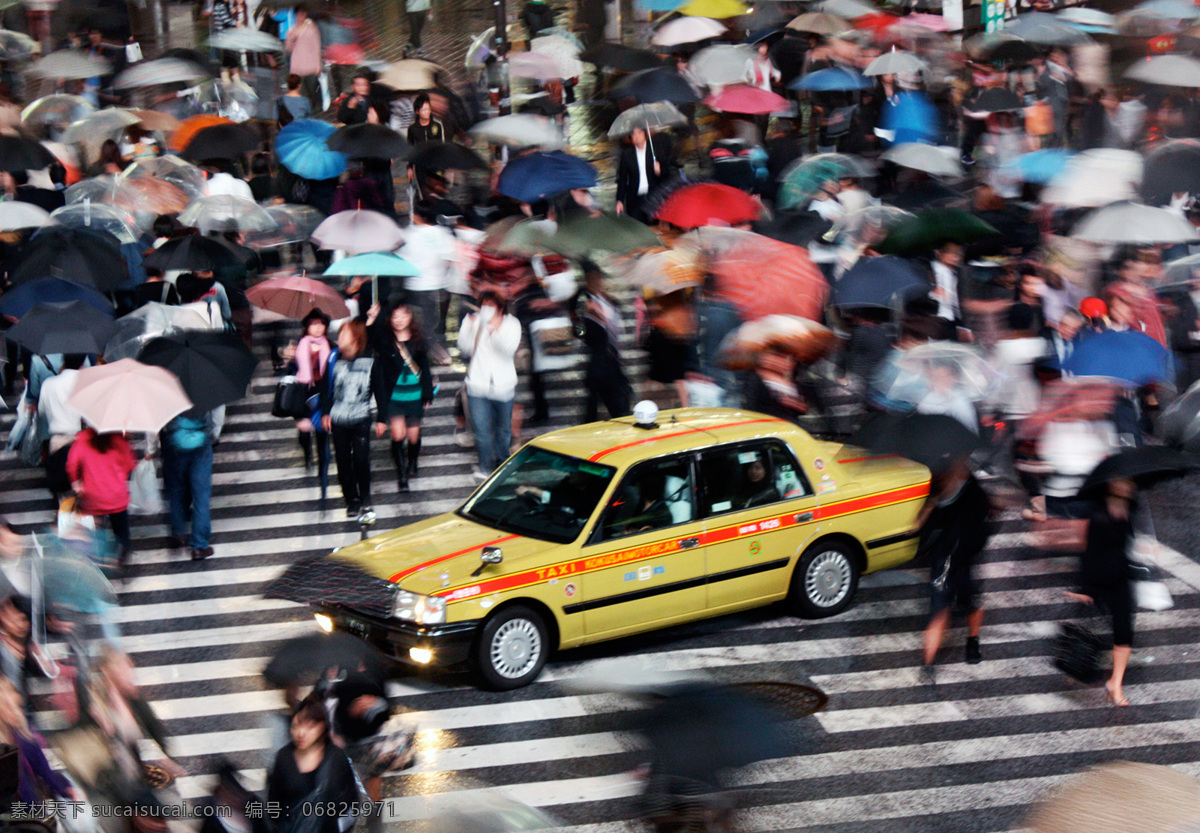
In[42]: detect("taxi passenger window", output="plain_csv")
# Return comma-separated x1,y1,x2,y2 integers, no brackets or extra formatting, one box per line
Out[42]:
699,441,811,518
596,456,695,542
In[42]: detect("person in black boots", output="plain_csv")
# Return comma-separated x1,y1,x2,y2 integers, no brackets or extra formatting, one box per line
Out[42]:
571,264,631,422
371,300,435,493
290,309,332,471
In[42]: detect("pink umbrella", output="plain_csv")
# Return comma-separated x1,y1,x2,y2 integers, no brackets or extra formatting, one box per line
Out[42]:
68,358,192,433
704,84,790,115
904,12,950,30
508,51,563,81
311,209,404,255
247,275,351,320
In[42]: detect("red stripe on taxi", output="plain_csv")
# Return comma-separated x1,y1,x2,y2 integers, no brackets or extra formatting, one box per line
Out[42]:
387,533,520,583
587,418,787,462
431,482,929,603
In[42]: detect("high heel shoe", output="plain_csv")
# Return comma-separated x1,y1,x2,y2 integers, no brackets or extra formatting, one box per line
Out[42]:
1105,683,1130,707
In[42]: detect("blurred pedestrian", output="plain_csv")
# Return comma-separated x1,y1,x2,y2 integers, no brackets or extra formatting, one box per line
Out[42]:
268,696,358,833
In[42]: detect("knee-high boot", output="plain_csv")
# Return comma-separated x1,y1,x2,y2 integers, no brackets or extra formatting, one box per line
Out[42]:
406,436,421,477
298,430,313,469
391,439,409,492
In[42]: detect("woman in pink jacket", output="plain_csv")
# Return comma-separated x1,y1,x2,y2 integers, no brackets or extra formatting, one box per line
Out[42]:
291,308,332,469
65,428,137,558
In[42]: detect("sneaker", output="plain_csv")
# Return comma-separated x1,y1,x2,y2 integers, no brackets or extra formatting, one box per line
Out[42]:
965,637,982,665
357,507,377,525
345,503,361,518
454,430,474,448
190,546,214,561
471,467,489,482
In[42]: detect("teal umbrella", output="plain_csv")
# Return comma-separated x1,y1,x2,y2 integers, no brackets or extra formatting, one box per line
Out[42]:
324,253,420,277
875,208,999,255
778,154,866,210
38,553,117,613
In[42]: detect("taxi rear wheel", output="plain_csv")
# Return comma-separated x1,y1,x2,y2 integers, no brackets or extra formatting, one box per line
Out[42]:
473,606,548,690
789,540,859,618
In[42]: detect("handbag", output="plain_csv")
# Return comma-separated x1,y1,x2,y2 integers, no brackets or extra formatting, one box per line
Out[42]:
272,376,310,419
529,316,577,373
51,725,115,790
127,459,162,516
1052,621,1105,683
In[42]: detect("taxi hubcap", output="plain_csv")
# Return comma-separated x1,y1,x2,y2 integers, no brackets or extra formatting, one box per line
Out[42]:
491,618,542,679
806,551,850,607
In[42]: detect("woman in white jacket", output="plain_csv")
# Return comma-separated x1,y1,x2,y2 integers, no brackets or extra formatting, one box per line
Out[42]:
458,291,522,479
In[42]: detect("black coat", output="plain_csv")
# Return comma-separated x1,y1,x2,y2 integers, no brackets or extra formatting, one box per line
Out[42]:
370,339,434,417
615,136,672,220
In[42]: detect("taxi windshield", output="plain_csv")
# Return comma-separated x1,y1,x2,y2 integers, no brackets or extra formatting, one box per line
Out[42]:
460,446,616,543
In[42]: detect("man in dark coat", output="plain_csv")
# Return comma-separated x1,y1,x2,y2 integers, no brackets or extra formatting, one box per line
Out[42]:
615,128,672,224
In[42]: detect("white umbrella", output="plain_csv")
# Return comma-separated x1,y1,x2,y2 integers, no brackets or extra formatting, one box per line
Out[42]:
818,0,877,15
179,195,278,234
311,209,405,255
1073,202,1198,244
208,28,284,52
50,203,140,245
864,49,929,76
378,59,445,91
469,114,564,148
688,44,758,87
608,101,689,138
880,143,963,177
507,51,562,81
113,57,212,90
0,201,52,231
1125,54,1200,88
652,17,726,47
21,95,95,132
1042,149,1142,208
531,35,585,79
1057,7,1117,29
27,51,111,80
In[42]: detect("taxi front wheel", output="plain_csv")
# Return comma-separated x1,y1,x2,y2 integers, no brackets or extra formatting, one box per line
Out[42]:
473,606,549,690
789,540,859,618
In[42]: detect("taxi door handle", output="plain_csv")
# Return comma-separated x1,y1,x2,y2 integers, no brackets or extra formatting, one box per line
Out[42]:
679,537,700,549
795,512,814,523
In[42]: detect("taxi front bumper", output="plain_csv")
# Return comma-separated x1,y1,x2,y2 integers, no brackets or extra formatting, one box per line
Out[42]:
316,605,480,667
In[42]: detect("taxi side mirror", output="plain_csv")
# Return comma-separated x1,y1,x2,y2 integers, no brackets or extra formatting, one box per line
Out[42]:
472,546,504,576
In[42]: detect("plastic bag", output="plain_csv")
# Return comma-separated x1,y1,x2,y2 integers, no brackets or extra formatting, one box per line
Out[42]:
127,459,163,516
1135,580,1173,611
6,390,30,452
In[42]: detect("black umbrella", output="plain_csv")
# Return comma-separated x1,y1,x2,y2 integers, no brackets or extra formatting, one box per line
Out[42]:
611,67,701,104
263,632,389,687
635,683,792,784
846,412,984,476
181,123,261,162
4,227,129,291
831,255,929,308
966,87,1025,114
0,136,55,172
327,123,409,160
138,330,257,412
1140,140,1200,206
580,43,665,72
752,210,833,247
407,140,489,171
142,235,243,272
264,554,397,618
5,300,116,355
1079,446,1200,495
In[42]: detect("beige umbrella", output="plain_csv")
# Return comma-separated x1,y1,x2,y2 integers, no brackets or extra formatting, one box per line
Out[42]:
626,247,704,296
68,359,193,434
719,315,838,370
378,59,445,91
128,109,180,133
1026,761,1200,833
787,11,850,34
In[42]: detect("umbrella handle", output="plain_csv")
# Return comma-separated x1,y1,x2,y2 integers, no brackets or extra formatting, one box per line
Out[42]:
29,531,45,647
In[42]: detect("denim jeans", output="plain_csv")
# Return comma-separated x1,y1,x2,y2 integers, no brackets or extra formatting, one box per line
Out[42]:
332,422,372,507
163,441,213,550
468,395,513,472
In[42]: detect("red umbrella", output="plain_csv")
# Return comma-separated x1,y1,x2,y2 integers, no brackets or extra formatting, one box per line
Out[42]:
704,84,790,115
654,183,761,229
705,233,827,321
854,12,902,34
246,275,350,320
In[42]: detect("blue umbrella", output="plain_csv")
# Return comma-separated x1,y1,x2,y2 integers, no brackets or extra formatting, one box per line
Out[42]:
0,276,112,319
831,256,928,308
275,119,348,181
324,253,419,277
880,90,941,146
1004,148,1074,184
497,151,598,204
638,0,685,11
789,66,872,91
1134,0,1200,19
1062,329,1173,387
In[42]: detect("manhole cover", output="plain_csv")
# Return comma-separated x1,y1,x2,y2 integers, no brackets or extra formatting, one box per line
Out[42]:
729,681,829,717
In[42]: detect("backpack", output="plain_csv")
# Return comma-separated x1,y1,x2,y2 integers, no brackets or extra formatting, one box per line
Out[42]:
169,415,209,451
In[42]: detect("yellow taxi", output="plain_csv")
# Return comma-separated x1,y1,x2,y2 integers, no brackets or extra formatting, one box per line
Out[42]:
315,407,931,689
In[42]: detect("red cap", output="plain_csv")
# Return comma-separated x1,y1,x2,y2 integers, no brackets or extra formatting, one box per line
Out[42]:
1079,297,1107,319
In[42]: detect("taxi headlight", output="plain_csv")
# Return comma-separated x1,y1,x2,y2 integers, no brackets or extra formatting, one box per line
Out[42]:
391,590,446,625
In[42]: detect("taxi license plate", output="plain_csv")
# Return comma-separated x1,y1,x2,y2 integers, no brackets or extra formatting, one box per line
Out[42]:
342,617,371,638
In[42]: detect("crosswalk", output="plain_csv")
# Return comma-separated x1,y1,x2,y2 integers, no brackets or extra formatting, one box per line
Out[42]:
3,341,1200,833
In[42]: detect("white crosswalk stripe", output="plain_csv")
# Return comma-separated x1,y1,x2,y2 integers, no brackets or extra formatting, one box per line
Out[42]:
2,345,1200,833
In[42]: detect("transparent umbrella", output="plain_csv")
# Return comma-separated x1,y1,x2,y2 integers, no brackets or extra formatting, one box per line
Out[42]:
243,204,327,248
49,203,140,245
828,205,913,249
1041,149,1142,208
119,155,207,202
880,342,1004,405
0,29,35,61
61,110,142,164
531,34,585,78
179,195,278,234
687,44,758,87
104,303,211,363
20,95,95,134
0,201,53,232
113,56,211,90
27,51,111,80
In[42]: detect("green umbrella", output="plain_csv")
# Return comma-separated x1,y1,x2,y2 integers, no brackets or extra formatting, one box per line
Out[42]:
778,154,868,211
548,211,661,257
874,208,1000,255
